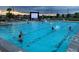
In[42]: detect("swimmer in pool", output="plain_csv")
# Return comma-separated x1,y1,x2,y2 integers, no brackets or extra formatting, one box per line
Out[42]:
18,31,23,43
52,27,54,30
69,26,72,31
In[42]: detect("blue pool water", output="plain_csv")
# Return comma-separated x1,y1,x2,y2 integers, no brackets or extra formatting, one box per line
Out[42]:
0,21,79,52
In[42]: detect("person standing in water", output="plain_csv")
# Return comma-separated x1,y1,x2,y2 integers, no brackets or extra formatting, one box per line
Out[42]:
18,31,23,43
69,26,72,31
52,27,54,30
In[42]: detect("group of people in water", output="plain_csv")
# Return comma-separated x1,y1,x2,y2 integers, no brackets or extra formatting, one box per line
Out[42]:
18,26,72,43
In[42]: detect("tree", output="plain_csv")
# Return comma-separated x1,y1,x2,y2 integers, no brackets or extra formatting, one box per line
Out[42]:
66,14,71,18
62,14,64,18
6,8,13,19
56,13,60,18
6,13,13,19
7,8,12,13
74,13,79,18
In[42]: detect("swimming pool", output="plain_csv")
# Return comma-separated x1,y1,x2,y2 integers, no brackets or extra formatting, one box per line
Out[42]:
0,21,79,52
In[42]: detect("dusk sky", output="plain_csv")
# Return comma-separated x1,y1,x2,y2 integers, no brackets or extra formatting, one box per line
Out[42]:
0,6,79,14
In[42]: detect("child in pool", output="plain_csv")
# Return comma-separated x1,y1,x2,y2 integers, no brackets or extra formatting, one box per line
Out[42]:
69,26,72,31
18,31,23,43
52,27,54,30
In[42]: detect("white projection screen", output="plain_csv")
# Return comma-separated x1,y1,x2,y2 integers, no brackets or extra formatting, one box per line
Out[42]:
30,12,39,20
31,13,38,18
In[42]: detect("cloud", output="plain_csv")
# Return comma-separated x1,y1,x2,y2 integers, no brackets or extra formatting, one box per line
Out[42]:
0,6,9,10
0,6,79,14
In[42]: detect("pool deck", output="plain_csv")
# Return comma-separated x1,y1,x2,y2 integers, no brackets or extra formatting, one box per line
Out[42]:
67,33,79,52
0,38,25,52
0,20,79,24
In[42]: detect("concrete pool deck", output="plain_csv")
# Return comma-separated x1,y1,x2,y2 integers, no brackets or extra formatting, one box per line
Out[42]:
0,20,79,26
67,33,79,52
0,38,25,52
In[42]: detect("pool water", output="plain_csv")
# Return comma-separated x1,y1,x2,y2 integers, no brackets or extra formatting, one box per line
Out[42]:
0,21,79,52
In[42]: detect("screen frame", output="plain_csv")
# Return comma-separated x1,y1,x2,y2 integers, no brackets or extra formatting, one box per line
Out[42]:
30,12,40,21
